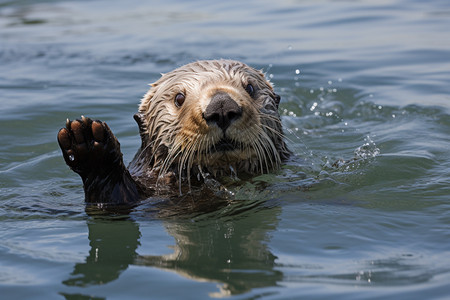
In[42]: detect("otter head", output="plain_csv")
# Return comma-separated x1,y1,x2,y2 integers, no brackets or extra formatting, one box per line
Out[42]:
136,60,290,184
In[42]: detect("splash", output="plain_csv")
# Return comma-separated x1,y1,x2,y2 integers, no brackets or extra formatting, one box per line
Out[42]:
197,166,235,199
354,136,380,159
331,136,380,171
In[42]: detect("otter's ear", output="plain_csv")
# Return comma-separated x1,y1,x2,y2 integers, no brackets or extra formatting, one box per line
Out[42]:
133,113,147,136
274,94,281,108
134,113,151,146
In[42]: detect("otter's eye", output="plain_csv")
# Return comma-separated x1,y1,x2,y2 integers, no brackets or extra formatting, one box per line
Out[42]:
245,84,255,98
174,93,185,107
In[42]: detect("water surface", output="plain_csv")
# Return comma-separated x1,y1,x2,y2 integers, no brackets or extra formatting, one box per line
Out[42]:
1,0,450,299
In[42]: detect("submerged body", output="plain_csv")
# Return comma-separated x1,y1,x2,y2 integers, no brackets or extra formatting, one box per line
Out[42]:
57,60,290,204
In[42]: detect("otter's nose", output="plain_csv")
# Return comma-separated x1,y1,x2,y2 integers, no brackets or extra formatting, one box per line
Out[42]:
203,92,242,131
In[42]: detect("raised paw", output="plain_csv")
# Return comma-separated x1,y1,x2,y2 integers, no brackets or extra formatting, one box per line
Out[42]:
57,116,123,177
57,116,140,204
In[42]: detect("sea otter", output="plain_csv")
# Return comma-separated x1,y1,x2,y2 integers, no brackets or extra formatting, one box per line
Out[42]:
57,60,290,205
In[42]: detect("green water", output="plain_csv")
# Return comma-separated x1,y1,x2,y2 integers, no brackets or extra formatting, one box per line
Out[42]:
1,0,450,299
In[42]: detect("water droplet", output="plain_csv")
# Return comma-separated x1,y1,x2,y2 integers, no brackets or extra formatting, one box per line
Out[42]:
229,165,237,178
328,80,333,85
95,248,99,262
295,69,300,74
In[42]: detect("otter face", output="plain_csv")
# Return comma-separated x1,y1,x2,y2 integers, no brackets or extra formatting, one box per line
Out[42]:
138,60,289,180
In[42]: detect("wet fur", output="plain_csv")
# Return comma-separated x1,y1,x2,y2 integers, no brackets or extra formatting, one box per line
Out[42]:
58,60,290,204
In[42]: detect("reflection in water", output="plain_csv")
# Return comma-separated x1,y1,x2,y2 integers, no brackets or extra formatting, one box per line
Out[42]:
138,207,282,297
62,202,282,297
63,218,141,287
